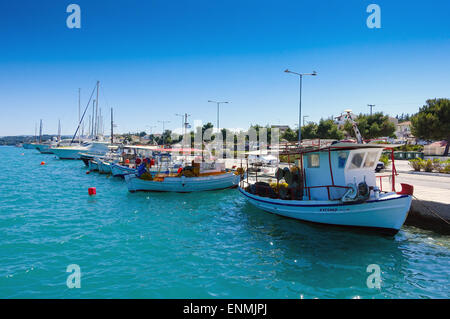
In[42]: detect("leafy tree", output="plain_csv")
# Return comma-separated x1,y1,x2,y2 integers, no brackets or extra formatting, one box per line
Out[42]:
396,113,411,123
138,131,147,137
156,130,173,145
281,127,298,142
316,119,344,140
411,98,450,155
301,122,318,139
202,122,214,135
344,112,395,140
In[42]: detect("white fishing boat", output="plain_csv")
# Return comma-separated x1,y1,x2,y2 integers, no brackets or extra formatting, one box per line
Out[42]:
239,142,413,235
125,161,242,193
108,146,185,178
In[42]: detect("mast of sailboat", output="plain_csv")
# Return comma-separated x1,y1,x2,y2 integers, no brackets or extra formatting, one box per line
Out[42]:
70,82,98,145
91,99,95,139
99,108,102,136
78,88,81,145
110,108,114,144
95,81,99,138
57,119,61,145
34,122,37,143
39,119,43,144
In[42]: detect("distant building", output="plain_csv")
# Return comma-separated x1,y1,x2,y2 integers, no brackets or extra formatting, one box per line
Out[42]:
395,121,412,140
424,141,448,156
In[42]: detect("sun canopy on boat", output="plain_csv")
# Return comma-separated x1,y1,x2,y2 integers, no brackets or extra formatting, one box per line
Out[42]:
310,142,404,152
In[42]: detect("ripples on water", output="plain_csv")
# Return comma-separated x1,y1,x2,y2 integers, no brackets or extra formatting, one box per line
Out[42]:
0,146,449,298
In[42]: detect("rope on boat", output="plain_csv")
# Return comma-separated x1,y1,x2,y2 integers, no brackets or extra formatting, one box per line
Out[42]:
412,195,450,225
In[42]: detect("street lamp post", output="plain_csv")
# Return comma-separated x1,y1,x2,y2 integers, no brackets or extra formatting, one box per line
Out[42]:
303,115,309,126
208,100,229,133
284,69,317,146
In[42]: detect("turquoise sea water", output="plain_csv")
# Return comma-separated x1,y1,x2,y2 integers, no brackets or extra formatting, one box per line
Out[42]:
0,146,449,299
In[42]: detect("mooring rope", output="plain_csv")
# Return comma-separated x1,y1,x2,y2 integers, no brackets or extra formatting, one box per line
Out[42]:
412,195,450,225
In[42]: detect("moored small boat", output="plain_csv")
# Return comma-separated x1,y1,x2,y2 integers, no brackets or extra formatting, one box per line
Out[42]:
239,142,413,235
52,142,111,160
125,161,242,193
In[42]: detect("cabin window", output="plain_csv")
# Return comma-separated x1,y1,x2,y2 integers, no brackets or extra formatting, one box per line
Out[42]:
364,152,378,168
349,152,365,169
307,154,320,168
338,152,348,168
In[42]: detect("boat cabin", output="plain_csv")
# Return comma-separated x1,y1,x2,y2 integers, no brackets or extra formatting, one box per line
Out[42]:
296,144,389,201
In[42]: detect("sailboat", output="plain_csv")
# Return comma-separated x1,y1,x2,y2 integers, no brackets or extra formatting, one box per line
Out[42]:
125,158,242,193
23,120,42,150
52,82,112,160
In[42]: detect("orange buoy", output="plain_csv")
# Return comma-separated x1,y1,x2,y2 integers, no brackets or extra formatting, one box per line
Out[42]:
125,159,130,164
88,187,96,196
40,161,45,165
86,171,90,175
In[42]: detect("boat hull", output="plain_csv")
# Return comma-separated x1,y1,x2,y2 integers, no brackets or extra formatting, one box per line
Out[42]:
111,164,136,177
239,188,412,234
36,144,54,154
88,161,99,172
52,148,83,159
98,161,112,174
125,172,241,193
23,143,39,150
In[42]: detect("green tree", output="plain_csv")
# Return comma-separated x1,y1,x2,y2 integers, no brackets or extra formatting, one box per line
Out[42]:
344,113,395,140
301,122,318,139
202,122,214,135
316,119,344,140
281,127,298,142
411,98,450,155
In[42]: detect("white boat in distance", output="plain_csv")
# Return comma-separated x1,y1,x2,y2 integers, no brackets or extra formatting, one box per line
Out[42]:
239,142,413,235
52,142,112,160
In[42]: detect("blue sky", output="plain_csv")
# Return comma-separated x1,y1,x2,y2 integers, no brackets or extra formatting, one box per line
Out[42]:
0,0,449,136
